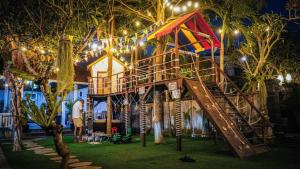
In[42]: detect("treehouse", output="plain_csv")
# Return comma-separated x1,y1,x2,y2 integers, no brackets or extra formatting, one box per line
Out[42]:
88,54,126,95
86,11,272,159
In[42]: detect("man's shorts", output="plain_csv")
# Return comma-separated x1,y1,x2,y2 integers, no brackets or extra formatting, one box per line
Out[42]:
73,118,83,128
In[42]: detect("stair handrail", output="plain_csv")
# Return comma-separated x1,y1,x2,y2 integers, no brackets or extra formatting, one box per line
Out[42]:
214,65,272,128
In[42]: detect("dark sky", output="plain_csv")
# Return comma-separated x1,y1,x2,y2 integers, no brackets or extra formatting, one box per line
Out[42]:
264,0,288,16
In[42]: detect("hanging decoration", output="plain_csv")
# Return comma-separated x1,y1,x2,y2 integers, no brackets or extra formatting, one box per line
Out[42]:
164,0,199,14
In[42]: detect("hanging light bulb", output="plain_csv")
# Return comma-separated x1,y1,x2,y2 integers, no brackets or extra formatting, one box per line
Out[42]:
132,46,137,50
20,46,27,52
39,49,46,55
266,26,270,32
124,62,128,66
187,1,192,7
234,29,240,35
55,67,60,72
123,30,128,35
135,21,141,27
91,43,98,51
139,41,144,47
128,64,133,70
194,2,199,8
120,57,125,62
147,11,152,17
286,73,292,83
84,56,88,61
174,6,181,13
182,5,187,12
217,28,222,34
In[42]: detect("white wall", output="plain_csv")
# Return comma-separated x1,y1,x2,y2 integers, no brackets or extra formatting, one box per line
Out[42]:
91,56,125,94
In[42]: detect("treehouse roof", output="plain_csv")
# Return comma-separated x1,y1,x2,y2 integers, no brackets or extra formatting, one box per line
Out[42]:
147,11,220,53
87,53,126,70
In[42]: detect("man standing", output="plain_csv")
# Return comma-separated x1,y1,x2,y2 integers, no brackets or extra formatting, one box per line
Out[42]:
72,99,84,142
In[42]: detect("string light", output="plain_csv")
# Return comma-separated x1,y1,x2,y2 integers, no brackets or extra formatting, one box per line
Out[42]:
234,29,240,35
91,43,98,51
194,2,199,8
55,68,60,72
217,28,222,34
128,65,133,70
39,49,46,54
266,26,270,32
120,57,125,62
182,5,187,12
123,30,128,35
165,0,199,13
139,41,144,47
135,21,141,27
20,46,27,52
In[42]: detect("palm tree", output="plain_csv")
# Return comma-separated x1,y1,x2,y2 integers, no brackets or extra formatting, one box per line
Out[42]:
199,0,259,77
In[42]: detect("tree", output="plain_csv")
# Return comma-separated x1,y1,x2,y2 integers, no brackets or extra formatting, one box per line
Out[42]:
0,0,106,167
285,0,300,21
199,0,260,81
236,13,285,115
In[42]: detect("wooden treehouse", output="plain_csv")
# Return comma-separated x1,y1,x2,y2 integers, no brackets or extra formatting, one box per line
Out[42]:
86,11,272,159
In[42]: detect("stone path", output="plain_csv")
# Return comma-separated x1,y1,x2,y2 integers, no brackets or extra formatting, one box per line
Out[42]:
23,140,102,169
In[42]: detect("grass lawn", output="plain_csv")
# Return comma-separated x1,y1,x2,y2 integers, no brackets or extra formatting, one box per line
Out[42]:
2,135,300,169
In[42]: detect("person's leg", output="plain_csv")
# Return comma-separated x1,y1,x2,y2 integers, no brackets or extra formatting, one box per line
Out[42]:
79,127,83,142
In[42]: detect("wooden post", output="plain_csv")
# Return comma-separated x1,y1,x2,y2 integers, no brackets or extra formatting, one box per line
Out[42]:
175,28,180,77
106,96,112,135
174,28,182,151
139,95,146,147
125,93,130,134
153,90,164,144
175,99,182,151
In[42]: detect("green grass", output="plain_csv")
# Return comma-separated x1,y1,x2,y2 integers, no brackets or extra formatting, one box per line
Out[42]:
1,143,58,169
2,135,300,169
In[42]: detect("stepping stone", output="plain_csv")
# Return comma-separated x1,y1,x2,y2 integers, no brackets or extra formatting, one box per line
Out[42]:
34,148,55,154
70,156,77,159
25,144,39,148
69,162,92,168
27,146,44,150
73,166,102,169
55,159,80,164
45,152,58,156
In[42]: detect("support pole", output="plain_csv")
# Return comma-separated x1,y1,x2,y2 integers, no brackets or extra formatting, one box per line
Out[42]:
174,28,182,151
139,96,146,147
124,93,130,134
175,99,182,151
106,96,112,135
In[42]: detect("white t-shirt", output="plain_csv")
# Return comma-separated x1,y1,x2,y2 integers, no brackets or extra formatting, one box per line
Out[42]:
72,101,83,118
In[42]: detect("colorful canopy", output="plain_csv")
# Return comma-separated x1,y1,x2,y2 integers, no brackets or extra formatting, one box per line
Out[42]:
147,11,220,53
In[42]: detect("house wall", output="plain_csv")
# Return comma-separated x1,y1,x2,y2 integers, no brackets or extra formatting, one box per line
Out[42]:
90,56,125,94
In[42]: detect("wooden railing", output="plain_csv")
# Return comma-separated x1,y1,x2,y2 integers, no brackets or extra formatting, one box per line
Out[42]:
0,113,13,129
88,51,214,95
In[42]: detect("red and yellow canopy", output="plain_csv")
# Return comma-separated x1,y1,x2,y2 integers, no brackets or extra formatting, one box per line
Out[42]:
147,11,220,53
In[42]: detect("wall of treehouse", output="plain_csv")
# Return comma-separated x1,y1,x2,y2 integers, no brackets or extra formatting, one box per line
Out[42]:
89,56,125,94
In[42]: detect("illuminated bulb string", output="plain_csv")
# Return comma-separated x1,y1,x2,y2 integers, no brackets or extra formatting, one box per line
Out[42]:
164,0,199,13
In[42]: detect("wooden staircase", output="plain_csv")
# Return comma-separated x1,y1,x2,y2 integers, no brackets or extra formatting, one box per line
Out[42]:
184,74,271,158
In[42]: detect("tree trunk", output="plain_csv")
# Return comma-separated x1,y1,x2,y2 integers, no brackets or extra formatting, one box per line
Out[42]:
53,124,70,169
11,81,23,151
153,90,163,144
165,90,173,136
